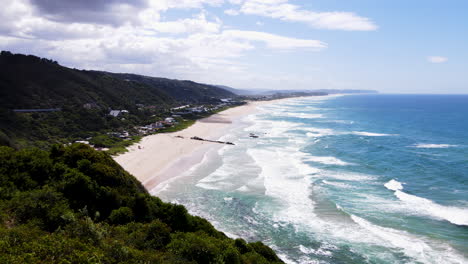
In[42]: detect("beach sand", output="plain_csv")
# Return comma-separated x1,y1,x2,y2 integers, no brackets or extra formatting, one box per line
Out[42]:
114,101,275,192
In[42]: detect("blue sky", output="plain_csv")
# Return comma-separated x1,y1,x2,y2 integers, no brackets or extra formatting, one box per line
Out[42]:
1,0,467,93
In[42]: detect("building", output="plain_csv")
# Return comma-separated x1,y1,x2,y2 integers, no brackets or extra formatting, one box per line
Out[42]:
150,122,165,129
109,110,129,117
171,105,190,111
165,117,176,123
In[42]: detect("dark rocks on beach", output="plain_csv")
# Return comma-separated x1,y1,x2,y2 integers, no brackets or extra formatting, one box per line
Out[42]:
190,136,235,145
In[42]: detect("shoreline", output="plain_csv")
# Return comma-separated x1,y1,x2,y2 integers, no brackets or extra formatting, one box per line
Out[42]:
114,100,282,191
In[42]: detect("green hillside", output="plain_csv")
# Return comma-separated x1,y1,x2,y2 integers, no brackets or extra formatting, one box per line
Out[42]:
0,144,283,263
110,73,234,104
0,52,172,110
0,51,236,148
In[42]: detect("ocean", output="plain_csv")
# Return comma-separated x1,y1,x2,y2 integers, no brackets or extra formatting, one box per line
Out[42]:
153,94,468,264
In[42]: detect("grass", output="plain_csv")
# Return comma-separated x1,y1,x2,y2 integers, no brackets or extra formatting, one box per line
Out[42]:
106,136,142,156
156,119,196,134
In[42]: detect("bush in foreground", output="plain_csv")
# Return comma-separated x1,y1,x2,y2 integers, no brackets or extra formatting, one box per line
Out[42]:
0,144,283,263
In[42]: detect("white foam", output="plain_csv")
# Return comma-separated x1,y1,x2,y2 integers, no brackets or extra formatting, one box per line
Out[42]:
305,106,320,110
384,180,468,226
305,127,337,137
322,180,353,189
413,144,458,149
195,182,226,190
247,147,320,224
288,138,307,145
350,215,466,264
384,179,404,191
305,156,353,166
303,129,396,138
351,131,397,137
243,142,466,263
321,171,376,181
284,112,324,119
394,190,468,226
150,149,212,195
299,245,333,257
236,185,250,192
246,120,301,138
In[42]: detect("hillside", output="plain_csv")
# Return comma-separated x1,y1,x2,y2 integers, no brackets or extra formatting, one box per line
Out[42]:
215,85,258,96
0,51,236,148
0,52,171,110
0,51,234,110
0,144,283,263
111,73,234,104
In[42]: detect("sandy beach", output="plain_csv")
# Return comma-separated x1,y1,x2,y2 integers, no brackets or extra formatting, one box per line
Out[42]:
114,100,275,191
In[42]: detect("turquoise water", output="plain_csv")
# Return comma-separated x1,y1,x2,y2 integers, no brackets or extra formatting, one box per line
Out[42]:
154,94,468,264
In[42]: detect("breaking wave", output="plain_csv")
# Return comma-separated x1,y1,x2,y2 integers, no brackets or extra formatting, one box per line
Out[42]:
413,144,458,149
385,180,468,226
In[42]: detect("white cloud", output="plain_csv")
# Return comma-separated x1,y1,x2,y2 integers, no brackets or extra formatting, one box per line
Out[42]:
223,30,326,50
147,13,222,34
143,0,224,12
228,0,244,4
224,9,240,16
427,56,448,63
0,0,331,90
234,0,377,31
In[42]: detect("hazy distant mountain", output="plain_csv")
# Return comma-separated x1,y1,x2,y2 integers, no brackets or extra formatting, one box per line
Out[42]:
257,89,378,96
308,89,378,94
214,85,258,95
214,85,378,96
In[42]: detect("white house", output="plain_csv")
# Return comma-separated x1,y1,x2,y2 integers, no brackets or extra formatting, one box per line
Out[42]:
165,117,176,123
109,110,129,117
109,110,120,117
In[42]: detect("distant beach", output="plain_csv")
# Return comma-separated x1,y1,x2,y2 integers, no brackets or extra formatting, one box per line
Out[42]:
114,100,279,191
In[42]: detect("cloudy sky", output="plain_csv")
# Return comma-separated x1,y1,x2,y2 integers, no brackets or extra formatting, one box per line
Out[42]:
1,0,467,93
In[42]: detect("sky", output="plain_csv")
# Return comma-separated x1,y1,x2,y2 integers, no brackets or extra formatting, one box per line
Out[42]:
1,0,467,94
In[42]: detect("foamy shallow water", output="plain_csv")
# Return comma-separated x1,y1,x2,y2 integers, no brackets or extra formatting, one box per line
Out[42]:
153,94,468,264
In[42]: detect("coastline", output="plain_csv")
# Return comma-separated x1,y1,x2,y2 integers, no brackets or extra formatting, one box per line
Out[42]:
114,100,281,191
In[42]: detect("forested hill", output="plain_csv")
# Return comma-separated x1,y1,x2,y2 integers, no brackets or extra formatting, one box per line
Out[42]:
109,73,234,104
0,51,234,110
0,143,284,263
0,51,235,148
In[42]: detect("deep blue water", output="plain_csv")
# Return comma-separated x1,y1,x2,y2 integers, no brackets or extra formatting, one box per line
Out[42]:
155,94,468,264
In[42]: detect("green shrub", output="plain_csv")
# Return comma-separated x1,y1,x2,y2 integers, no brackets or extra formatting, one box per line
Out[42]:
249,242,282,262
0,144,284,263
109,207,134,225
8,187,71,231
167,232,226,264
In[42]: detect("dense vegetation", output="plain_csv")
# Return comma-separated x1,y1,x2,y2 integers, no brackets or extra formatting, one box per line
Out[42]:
0,144,284,263
0,51,235,149
110,73,234,105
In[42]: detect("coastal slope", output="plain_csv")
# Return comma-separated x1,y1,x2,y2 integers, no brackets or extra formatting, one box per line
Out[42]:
0,143,284,263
